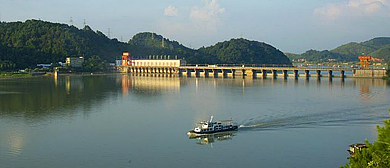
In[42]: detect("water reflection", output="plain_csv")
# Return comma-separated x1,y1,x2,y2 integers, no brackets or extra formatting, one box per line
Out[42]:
0,75,121,120
1,127,26,157
188,131,236,145
353,78,387,103
0,75,387,121
120,75,181,96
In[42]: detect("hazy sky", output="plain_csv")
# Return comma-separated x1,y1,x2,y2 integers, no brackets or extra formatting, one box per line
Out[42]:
1,0,390,53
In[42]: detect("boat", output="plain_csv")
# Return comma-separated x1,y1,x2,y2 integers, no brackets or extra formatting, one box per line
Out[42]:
187,116,238,137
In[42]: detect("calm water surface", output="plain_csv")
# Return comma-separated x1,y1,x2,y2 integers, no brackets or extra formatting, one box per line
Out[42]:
0,74,389,168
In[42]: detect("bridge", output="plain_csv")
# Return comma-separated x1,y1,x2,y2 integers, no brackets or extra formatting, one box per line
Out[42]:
119,64,387,79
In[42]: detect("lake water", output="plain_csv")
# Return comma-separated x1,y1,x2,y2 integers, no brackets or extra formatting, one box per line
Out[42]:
0,74,389,168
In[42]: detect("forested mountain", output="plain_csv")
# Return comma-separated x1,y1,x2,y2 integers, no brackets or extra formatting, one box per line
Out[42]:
199,38,291,65
0,20,291,69
288,37,390,62
127,32,217,64
0,20,130,68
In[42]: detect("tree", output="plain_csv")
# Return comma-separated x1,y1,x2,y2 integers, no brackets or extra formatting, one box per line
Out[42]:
83,55,107,72
342,111,390,168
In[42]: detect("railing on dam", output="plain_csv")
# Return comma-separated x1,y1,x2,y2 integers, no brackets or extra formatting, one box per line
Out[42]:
183,64,357,70
184,64,294,68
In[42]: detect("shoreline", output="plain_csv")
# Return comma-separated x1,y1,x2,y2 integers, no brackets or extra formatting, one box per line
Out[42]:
0,71,119,80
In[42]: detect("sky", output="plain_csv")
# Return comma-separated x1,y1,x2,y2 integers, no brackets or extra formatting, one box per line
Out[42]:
1,0,390,53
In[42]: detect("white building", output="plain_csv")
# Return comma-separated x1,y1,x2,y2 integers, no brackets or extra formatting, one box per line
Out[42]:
66,57,84,67
129,59,186,67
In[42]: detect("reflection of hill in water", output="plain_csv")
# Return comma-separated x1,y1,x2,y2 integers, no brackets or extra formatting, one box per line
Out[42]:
0,75,186,121
0,75,387,121
0,75,122,121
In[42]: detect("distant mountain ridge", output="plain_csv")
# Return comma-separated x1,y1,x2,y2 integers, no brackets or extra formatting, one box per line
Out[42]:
0,20,291,69
287,37,390,62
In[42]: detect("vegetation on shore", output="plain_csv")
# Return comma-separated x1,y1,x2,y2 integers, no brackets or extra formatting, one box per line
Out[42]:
341,111,390,168
0,72,32,78
0,20,291,71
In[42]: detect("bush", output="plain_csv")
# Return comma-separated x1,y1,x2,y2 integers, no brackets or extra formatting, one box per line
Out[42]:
342,111,390,168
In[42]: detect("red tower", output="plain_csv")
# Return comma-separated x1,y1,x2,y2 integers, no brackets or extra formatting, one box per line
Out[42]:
122,52,130,66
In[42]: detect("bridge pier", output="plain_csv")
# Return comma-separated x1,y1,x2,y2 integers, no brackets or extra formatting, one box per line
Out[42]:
203,69,210,77
222,69,229,78
187,69,194,77
178,69,184,77
213,69,222,78
232,69,236,78
272,70,277,79
195,69,201,77
340,70,345,78
282,70,288,79
316,70,322,78
294,70,299,78
252,70,258,78
328,70,333,78
261,70,267,78
305,70,310,79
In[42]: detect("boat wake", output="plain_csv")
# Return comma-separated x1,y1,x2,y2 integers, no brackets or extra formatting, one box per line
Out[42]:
236,104,389,131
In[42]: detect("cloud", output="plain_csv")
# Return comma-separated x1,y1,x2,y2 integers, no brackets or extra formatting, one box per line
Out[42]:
190,0,225,22
164,5,178,17
314,0,390,20
313,4,342,20
158,0,226,39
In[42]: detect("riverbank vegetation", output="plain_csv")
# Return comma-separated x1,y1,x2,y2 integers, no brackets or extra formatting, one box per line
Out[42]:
0,72,32,78
341,111,390,168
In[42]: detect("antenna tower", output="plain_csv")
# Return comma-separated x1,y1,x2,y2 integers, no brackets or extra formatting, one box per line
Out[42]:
162,38,165,48
69,17,73,26
107,28,111,38
83,19,86,27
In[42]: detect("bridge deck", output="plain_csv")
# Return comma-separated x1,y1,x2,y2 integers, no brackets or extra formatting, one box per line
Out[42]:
180,66,354,71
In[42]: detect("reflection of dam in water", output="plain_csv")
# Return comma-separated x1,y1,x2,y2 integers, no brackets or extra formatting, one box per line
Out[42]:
121,75,182,95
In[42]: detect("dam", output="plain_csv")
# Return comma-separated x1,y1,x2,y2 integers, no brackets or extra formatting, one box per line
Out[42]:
119,63,387,79
118,53,387,79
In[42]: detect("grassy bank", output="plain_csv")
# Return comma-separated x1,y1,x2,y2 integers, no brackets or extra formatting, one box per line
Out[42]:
0,72,32,78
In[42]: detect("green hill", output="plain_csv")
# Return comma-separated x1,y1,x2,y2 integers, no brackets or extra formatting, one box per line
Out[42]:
289,37,390,62
361,37,390,49
0,20,130,68
199,38,291,65
369,44,390,59
330,42,376,58
127,32,217,64
0,20,291,69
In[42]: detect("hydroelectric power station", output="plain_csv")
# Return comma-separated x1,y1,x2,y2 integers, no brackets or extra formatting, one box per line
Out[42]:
118,52,387,79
